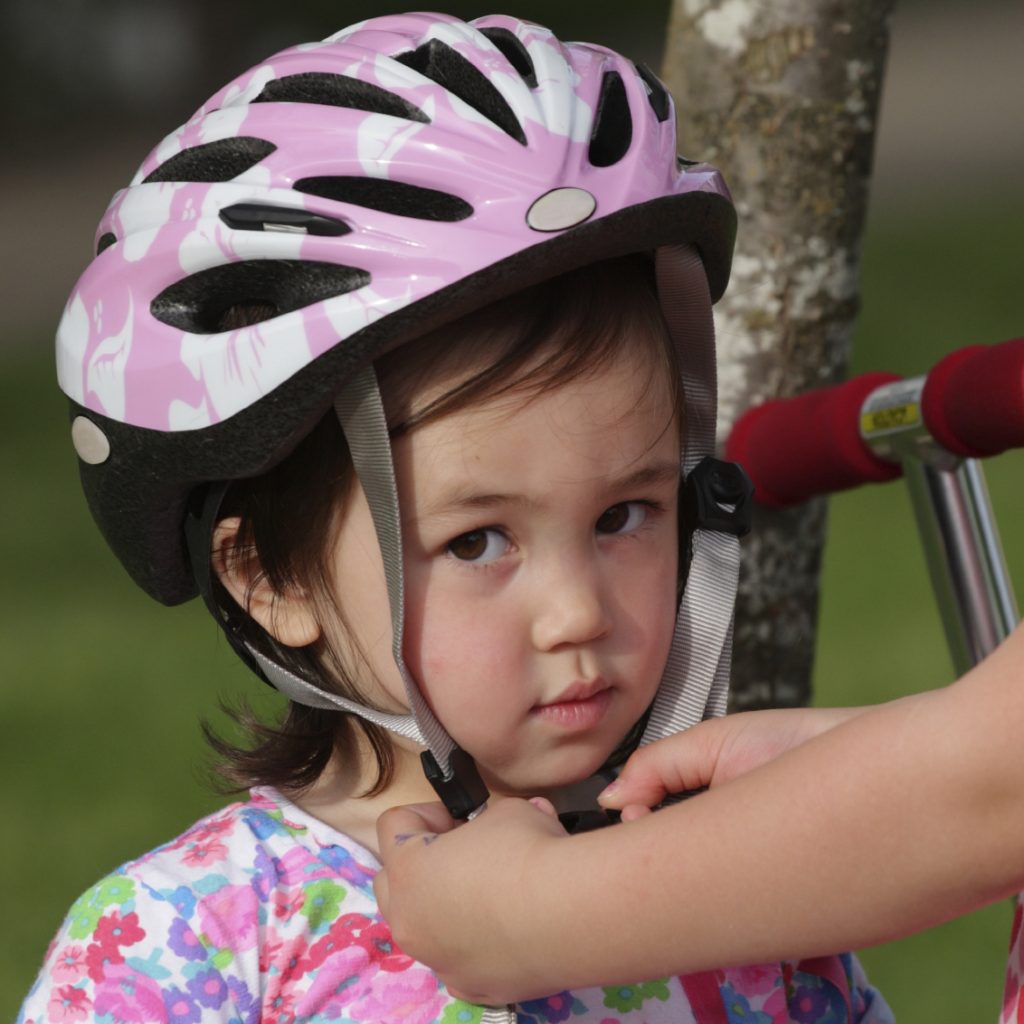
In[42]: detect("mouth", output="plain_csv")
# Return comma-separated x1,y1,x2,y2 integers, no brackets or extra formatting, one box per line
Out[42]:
533,681,613,731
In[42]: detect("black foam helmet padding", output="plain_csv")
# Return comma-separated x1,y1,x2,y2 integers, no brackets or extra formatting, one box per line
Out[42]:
394,39,527,145
143,138,277,184
75,189,736,606
479,27,538,88
589,71,632,167
150,260,370,333
253,72,430,123
295,177,473,222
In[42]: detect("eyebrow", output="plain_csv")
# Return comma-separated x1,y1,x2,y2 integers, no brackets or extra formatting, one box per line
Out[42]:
418,459,682,519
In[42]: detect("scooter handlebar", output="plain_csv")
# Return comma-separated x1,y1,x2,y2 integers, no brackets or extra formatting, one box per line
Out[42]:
921,337,1024,458
724,337,1024,508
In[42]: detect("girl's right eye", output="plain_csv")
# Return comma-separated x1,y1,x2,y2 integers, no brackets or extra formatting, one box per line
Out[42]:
446,528,509,564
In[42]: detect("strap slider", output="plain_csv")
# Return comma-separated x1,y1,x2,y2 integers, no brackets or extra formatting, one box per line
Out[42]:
683,457,754,537
421,748,490,820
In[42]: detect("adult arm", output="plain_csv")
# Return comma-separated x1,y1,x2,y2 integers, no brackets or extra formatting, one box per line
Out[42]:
375,620,1024,1003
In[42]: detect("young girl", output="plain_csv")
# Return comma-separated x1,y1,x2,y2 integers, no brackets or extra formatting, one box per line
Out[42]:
21,13,892,1024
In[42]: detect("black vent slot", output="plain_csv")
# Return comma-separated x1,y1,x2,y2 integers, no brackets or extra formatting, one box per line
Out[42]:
636,63,671,122
96,232,116,255
394,39,526,144
219,203,351,237
254,72,430,123
295,176,472,222
588,72,632,168
480,28,537,88
143,137,276,184
151,260,370,334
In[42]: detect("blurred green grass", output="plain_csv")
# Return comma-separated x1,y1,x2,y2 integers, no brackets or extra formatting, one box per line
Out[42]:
5,189,1022,1021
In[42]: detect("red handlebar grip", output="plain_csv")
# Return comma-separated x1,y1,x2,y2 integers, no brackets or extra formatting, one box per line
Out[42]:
921,338,1024,458
724,372,903,508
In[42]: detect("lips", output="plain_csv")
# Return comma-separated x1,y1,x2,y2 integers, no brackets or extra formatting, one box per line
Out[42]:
533,680,613,730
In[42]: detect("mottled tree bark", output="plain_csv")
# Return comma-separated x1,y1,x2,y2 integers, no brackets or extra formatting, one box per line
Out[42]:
661,0,895,708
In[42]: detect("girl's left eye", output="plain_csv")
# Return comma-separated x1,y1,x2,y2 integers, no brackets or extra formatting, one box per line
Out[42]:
446,528,509,564
596,502,648,535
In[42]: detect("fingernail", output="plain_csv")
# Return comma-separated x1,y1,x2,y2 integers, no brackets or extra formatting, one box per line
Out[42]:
528,798,548,810
597,779,621,798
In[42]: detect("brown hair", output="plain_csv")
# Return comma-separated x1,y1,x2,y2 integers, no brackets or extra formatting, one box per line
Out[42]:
205,254,682,796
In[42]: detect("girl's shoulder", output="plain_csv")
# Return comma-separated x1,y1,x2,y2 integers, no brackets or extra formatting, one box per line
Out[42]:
18,788,383,1024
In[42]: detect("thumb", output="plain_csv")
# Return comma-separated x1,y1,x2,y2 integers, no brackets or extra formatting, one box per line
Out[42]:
376,801,458,860
374,802,459,916
598,726,718,810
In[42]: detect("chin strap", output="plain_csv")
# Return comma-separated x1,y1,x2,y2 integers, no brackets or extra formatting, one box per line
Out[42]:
639,246,752,747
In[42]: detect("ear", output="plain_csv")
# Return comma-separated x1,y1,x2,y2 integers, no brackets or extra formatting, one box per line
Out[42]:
211,517,322,648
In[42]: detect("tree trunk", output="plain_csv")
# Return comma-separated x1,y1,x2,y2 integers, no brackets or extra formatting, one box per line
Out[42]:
661,0,895,709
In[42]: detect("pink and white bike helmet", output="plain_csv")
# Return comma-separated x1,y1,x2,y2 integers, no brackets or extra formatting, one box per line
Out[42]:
58,13,744,816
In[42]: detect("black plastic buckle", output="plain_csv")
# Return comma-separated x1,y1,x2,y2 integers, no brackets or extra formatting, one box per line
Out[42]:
421,748,490,820
682,457,754,537
557,808,621,833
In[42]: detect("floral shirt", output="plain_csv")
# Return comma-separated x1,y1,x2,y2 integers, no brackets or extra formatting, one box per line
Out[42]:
19,788,893,1024
1001,896,1024,1023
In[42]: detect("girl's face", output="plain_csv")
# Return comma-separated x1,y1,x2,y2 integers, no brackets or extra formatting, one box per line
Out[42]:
328,342,681,798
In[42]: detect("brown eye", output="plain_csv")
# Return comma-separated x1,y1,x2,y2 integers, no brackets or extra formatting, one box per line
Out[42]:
447,528,508,563
596,502,647,535
597,504,629,533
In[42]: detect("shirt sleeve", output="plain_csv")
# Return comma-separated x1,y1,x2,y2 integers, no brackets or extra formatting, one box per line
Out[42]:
845,952,896,1024
17,867,252,1024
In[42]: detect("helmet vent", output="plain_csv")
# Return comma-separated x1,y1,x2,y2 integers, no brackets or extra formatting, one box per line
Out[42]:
636,63,671,123
142,137,277,184
393,39,527,145
479,28,538,89
588,71,632,168
151,260,370,334
219,202,352,237
253,72,430,123
96,232,117,255
295,176,473,222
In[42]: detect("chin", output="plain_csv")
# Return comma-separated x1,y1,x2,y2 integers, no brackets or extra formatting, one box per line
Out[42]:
479,747,615,801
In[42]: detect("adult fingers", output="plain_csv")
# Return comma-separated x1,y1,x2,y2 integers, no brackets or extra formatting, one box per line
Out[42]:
598,723,721,810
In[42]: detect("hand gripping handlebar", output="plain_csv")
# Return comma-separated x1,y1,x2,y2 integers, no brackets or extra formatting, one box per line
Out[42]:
725,337,1024,507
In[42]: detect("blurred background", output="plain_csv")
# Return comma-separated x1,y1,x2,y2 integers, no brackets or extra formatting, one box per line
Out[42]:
4,1,1021,1021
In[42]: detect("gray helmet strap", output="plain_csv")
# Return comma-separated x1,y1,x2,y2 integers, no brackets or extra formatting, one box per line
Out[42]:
640,245,744,744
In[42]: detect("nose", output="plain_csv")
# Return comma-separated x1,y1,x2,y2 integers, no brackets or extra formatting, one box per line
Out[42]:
530,557,612,652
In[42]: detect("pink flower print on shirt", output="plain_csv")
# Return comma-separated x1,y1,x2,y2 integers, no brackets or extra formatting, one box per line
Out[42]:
85,942,124,984
297,944,375,1018
259,929,311,977
95,910,145,951
279,845,337,887
51,945,89,985
272,886,305,922
182,839,228,869
93,964,167,1023
348,963,445,1024
47,984,91,1024
198,883,259,953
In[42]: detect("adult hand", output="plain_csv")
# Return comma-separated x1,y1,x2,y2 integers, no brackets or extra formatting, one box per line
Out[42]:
375,796,568,1004
600,706,861,820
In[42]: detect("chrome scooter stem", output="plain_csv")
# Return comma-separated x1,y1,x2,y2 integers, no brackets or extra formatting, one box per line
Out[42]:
902,457,1018,674
860,376,1019,674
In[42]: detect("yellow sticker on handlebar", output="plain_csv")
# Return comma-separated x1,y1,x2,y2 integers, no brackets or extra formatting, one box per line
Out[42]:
860,402,921,436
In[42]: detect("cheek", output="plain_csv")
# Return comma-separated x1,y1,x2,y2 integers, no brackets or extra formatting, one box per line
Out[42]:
404,579,521,709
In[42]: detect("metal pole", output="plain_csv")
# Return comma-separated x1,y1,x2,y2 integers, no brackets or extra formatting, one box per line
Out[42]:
902,457,1019,675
